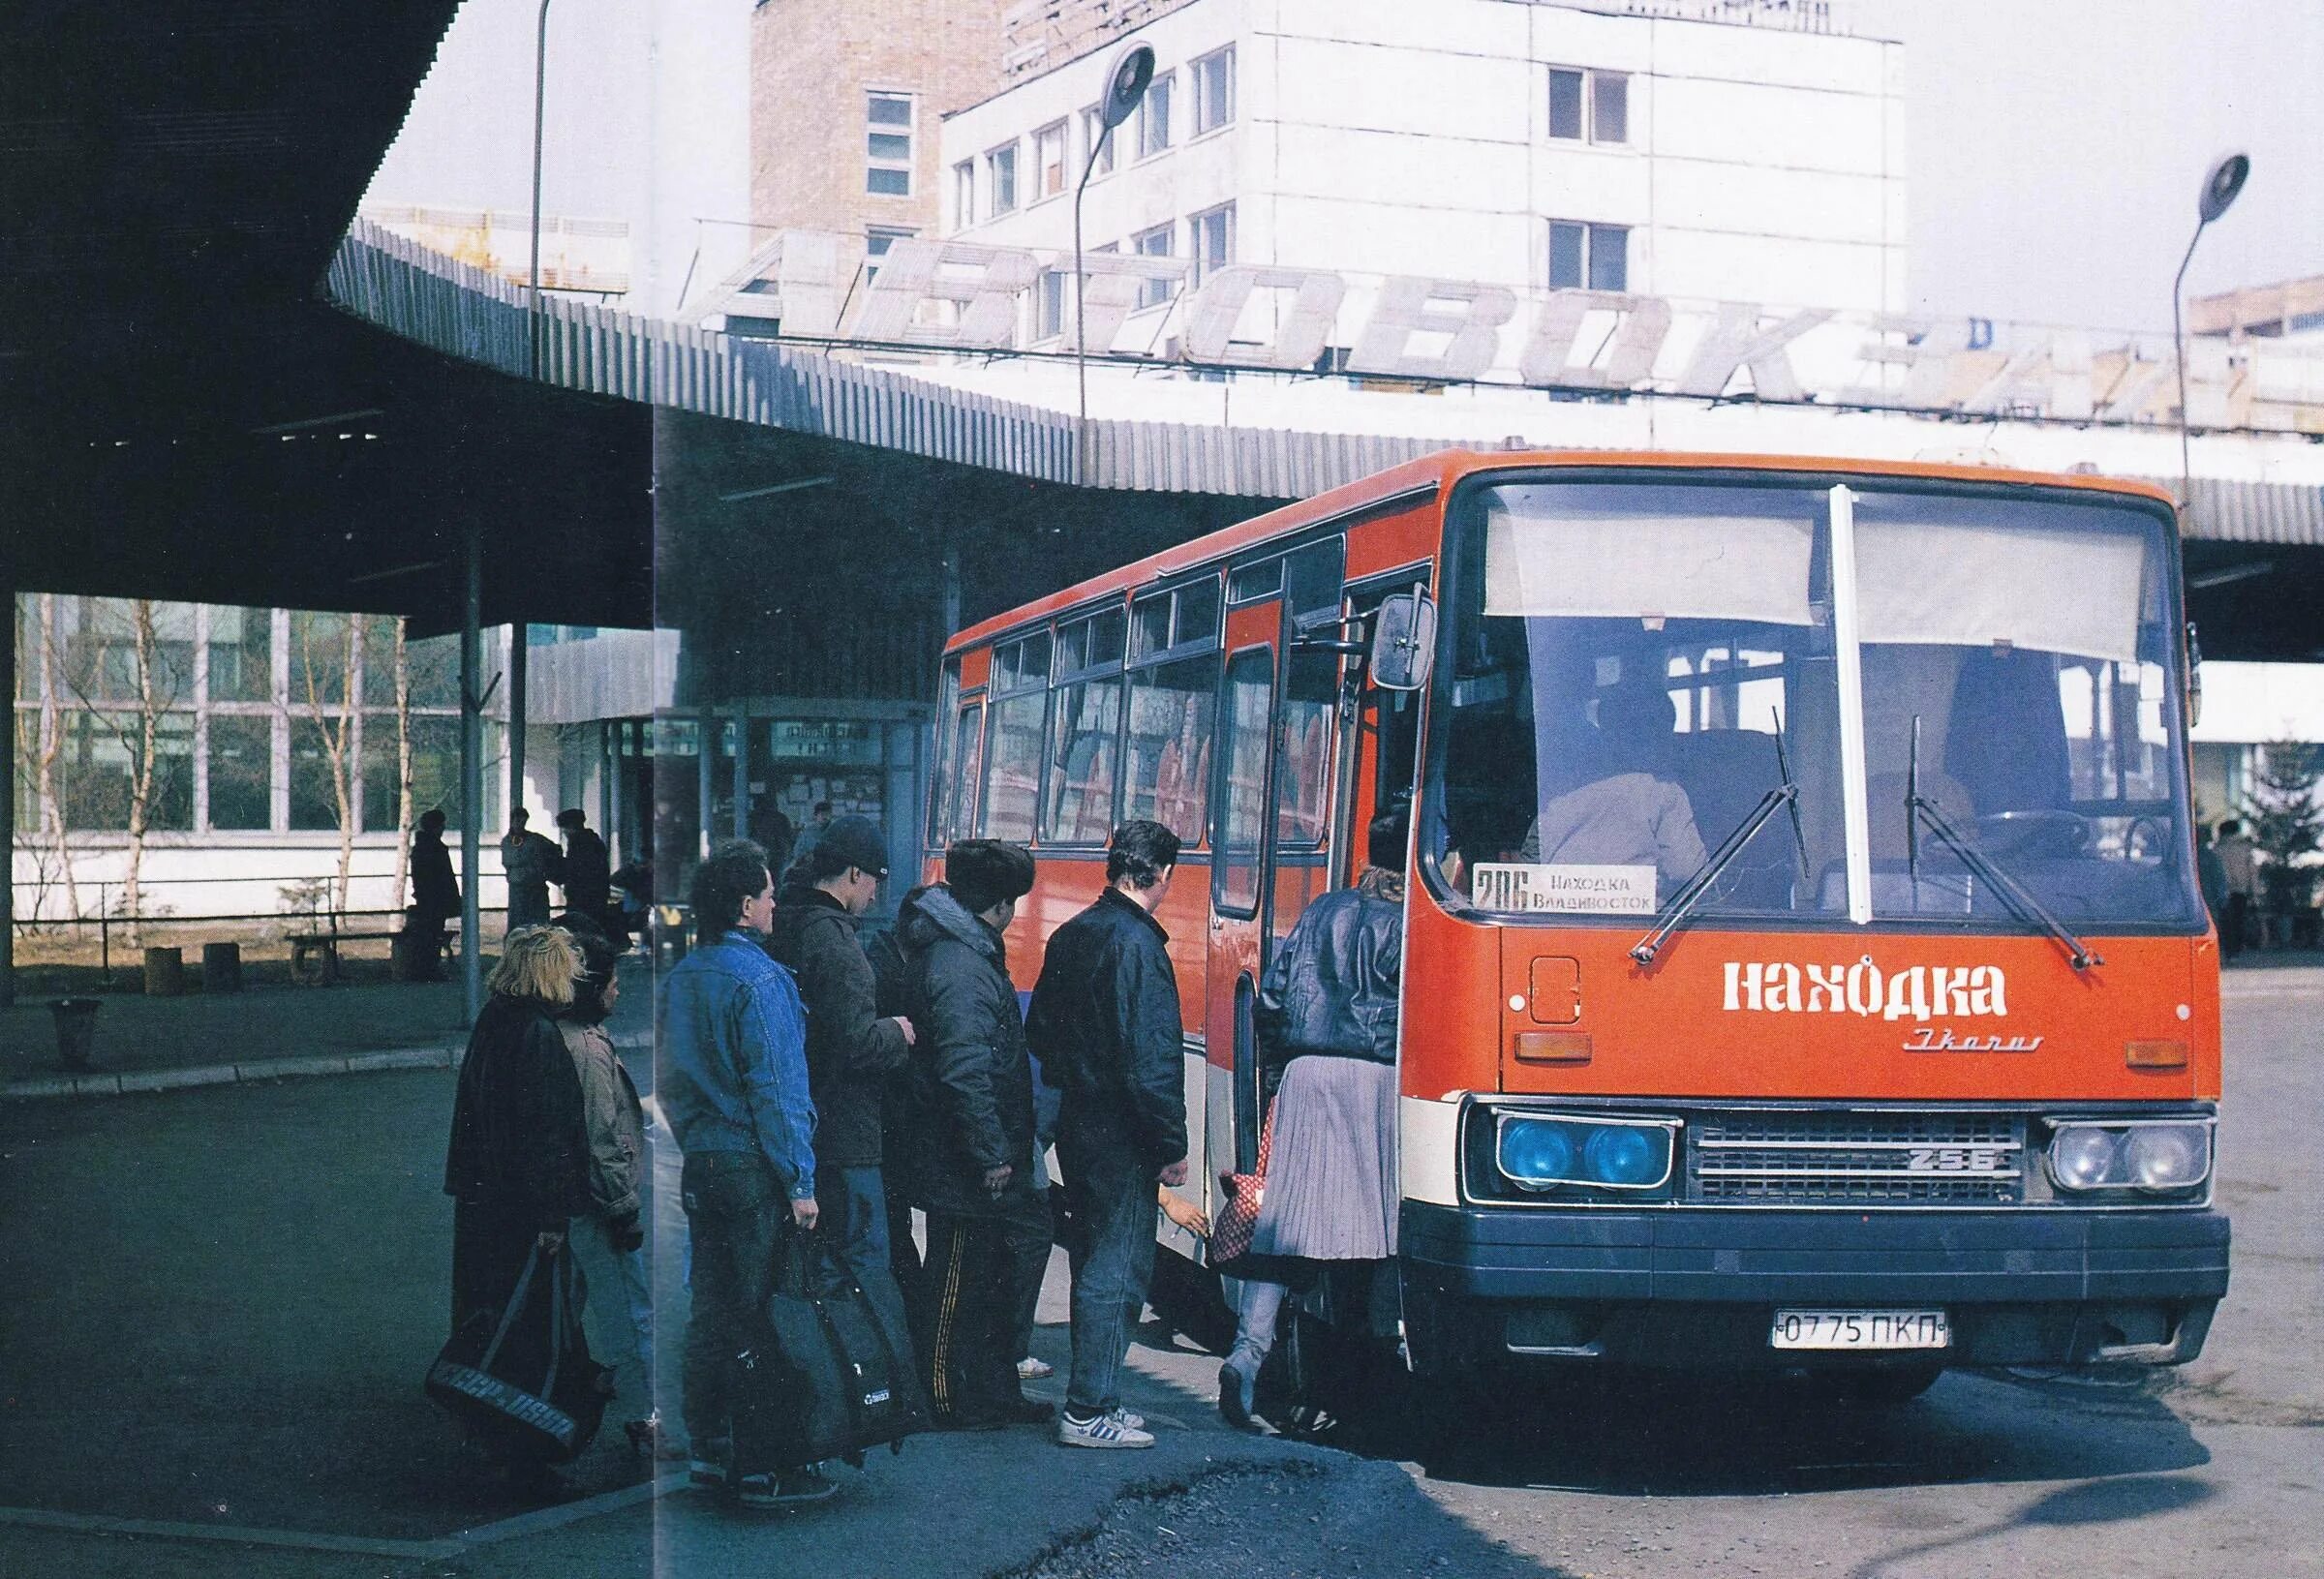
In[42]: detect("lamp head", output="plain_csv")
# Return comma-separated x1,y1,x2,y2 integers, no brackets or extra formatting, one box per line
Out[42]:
1100,43,1155,132
2198,152,2249,225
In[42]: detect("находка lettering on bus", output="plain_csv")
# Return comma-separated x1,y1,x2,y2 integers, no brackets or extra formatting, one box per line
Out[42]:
1723,958,2013,1021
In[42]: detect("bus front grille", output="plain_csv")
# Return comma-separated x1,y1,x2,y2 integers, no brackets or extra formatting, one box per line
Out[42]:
1687,1111,2027,1205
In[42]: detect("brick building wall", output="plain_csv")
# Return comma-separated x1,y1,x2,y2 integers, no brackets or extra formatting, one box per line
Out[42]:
749,0,1014,240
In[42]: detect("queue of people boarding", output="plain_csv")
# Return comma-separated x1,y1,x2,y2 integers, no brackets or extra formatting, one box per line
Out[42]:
439,803,1410,1509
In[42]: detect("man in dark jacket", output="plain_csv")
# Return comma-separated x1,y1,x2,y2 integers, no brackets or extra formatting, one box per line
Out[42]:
893,838,1050,1430
556,808,616,941
409,807,459,981
764,816,917,1330
1026,820,1189,1449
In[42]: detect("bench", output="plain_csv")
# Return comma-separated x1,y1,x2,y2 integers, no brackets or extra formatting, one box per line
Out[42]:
290,925,459,985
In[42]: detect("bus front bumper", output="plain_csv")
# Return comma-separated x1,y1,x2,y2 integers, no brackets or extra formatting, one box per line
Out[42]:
1398,1200,2229,1371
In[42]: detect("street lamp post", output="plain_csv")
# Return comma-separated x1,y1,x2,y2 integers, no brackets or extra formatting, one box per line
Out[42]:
1074,44,1154,487
2172,152,2250,519
529,0,554,385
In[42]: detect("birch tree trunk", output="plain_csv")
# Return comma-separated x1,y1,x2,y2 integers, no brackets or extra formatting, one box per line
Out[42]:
119,600,159,942
393,618,413,909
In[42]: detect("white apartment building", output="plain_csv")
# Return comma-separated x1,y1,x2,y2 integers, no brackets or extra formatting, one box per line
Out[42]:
938,0,1905,356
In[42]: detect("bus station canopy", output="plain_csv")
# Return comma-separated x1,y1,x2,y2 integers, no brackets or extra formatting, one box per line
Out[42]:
0,3,651,636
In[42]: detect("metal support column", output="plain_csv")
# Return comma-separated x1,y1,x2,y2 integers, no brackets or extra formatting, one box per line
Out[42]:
731,708,749,838
0,565,15,1009
697,713,715,864
461,528,486,1023
509,630,530,828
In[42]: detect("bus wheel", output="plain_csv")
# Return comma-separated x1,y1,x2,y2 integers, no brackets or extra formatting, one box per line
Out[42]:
1805,1364,1943,1408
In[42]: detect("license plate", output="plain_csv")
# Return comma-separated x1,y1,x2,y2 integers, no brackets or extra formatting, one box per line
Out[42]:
1769,1309,1951,1351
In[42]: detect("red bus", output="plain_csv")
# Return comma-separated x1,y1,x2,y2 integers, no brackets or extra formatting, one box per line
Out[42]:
929,449,2226,1398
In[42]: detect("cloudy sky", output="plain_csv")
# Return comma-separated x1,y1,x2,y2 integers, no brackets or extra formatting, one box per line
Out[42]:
1864,0,2324,330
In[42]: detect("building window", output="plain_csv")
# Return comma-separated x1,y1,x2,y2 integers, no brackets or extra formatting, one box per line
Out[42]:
64,710,194,833
1190,202,1234,287
1134,224,1177,309
1592,72,1629,144
1083,106,1116,178
1137,73,1174,159
1034,120,1068,199
1549,220,1628,291
207,606,272,702
1193,46,1235,135
986,142,1018,217
866,91,914,196
953,161,975,228
1037,267,1067,340
1549,67,1629,145
866,226,914,283
204,714,271,831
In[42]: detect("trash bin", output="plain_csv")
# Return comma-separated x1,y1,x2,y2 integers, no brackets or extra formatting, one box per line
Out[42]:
50,998,100,1071
201,941,243,994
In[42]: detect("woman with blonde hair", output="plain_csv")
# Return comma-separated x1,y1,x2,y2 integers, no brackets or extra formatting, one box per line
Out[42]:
443,926,602,1488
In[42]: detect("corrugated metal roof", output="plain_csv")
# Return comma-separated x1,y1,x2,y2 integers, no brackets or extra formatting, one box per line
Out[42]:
327,222,2324,545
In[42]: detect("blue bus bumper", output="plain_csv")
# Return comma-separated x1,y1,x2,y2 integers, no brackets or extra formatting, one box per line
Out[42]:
1398,1200,2229,1371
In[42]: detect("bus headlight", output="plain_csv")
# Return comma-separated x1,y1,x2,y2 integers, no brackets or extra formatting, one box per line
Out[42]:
1495,1113,1676,1193
2046,1120,2212,1195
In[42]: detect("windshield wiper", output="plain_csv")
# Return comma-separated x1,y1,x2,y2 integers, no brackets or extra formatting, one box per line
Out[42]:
1631,786,1802,972
1905,714,2102,972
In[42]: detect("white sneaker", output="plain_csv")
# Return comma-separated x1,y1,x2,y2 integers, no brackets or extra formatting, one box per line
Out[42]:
1106,1405,1146,1432
1056,1410,1154,1449
1016,1355,1054,1380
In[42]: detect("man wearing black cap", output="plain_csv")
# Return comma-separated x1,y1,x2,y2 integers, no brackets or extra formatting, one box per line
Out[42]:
765,816,918,1330
891,838,1051,1430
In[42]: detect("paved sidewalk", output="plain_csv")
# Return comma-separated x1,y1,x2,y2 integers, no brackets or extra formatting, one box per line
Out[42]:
2,955,655,1099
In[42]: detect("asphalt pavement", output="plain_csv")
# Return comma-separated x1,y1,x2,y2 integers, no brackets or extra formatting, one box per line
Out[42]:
1,961,2318,1578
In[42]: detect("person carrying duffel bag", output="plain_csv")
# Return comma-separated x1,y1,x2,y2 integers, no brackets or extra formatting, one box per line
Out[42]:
427,1238,613,1471
734,1229,929,1473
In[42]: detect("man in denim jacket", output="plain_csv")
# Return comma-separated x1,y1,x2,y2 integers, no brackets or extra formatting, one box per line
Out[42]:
657,838,834,1508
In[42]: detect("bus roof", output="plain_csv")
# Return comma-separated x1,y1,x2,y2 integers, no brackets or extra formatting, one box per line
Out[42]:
945,448,2182,654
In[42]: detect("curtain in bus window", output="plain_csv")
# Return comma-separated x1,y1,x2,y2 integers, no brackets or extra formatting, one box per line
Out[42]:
1275,649,1336,849
1853,509,2143,664
1483,490,1816,626
983,692,1044,841
1042,678,1124,844
1124,653,1216,845
1216,651,1272,913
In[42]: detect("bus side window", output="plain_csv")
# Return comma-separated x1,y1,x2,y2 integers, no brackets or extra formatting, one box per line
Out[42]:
1215,648,1274,915
947,700,984,840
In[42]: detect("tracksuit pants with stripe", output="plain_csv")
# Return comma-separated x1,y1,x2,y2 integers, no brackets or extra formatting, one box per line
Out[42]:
911,1190,1050,1422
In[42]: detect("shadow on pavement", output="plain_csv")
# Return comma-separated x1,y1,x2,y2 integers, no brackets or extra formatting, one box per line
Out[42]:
1325,1359,2210,1499
0,1068,652,1543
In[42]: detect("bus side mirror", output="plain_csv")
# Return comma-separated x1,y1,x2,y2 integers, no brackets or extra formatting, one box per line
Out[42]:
1369,591,1436,692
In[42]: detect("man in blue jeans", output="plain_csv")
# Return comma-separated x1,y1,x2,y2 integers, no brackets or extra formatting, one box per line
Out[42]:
1027,821,1190,1449
657,838,835,1508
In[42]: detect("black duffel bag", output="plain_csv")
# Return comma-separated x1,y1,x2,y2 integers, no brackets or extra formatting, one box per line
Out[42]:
426,1241,612,1464
734,1233,928,1471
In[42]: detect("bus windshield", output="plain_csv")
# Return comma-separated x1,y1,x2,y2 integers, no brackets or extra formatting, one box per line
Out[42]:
1434,475,2203,933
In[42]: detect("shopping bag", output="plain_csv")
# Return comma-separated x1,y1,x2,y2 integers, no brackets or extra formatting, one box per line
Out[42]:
426,1242,613,1464
1210,1098,1277,1268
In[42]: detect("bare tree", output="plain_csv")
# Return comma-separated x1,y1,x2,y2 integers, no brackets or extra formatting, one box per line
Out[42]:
12,593,76,926
50,598,191,938
289,612,363,913
393,616,413,908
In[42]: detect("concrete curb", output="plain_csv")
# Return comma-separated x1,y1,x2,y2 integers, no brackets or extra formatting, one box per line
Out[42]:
4,1030,651,1103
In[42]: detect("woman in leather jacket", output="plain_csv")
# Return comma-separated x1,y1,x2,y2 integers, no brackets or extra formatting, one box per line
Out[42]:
1217,805,1409,1431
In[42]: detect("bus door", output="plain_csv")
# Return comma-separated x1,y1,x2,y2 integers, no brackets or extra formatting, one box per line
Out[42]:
1207,540,1347,1187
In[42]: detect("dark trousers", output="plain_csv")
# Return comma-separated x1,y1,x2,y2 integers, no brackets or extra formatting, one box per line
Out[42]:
912,1187,1048,1421
2224,894,2250,959
679,1150,786,1472
818,1164,913,1357
1058,1137,1158,1417
886,1192,922,1311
